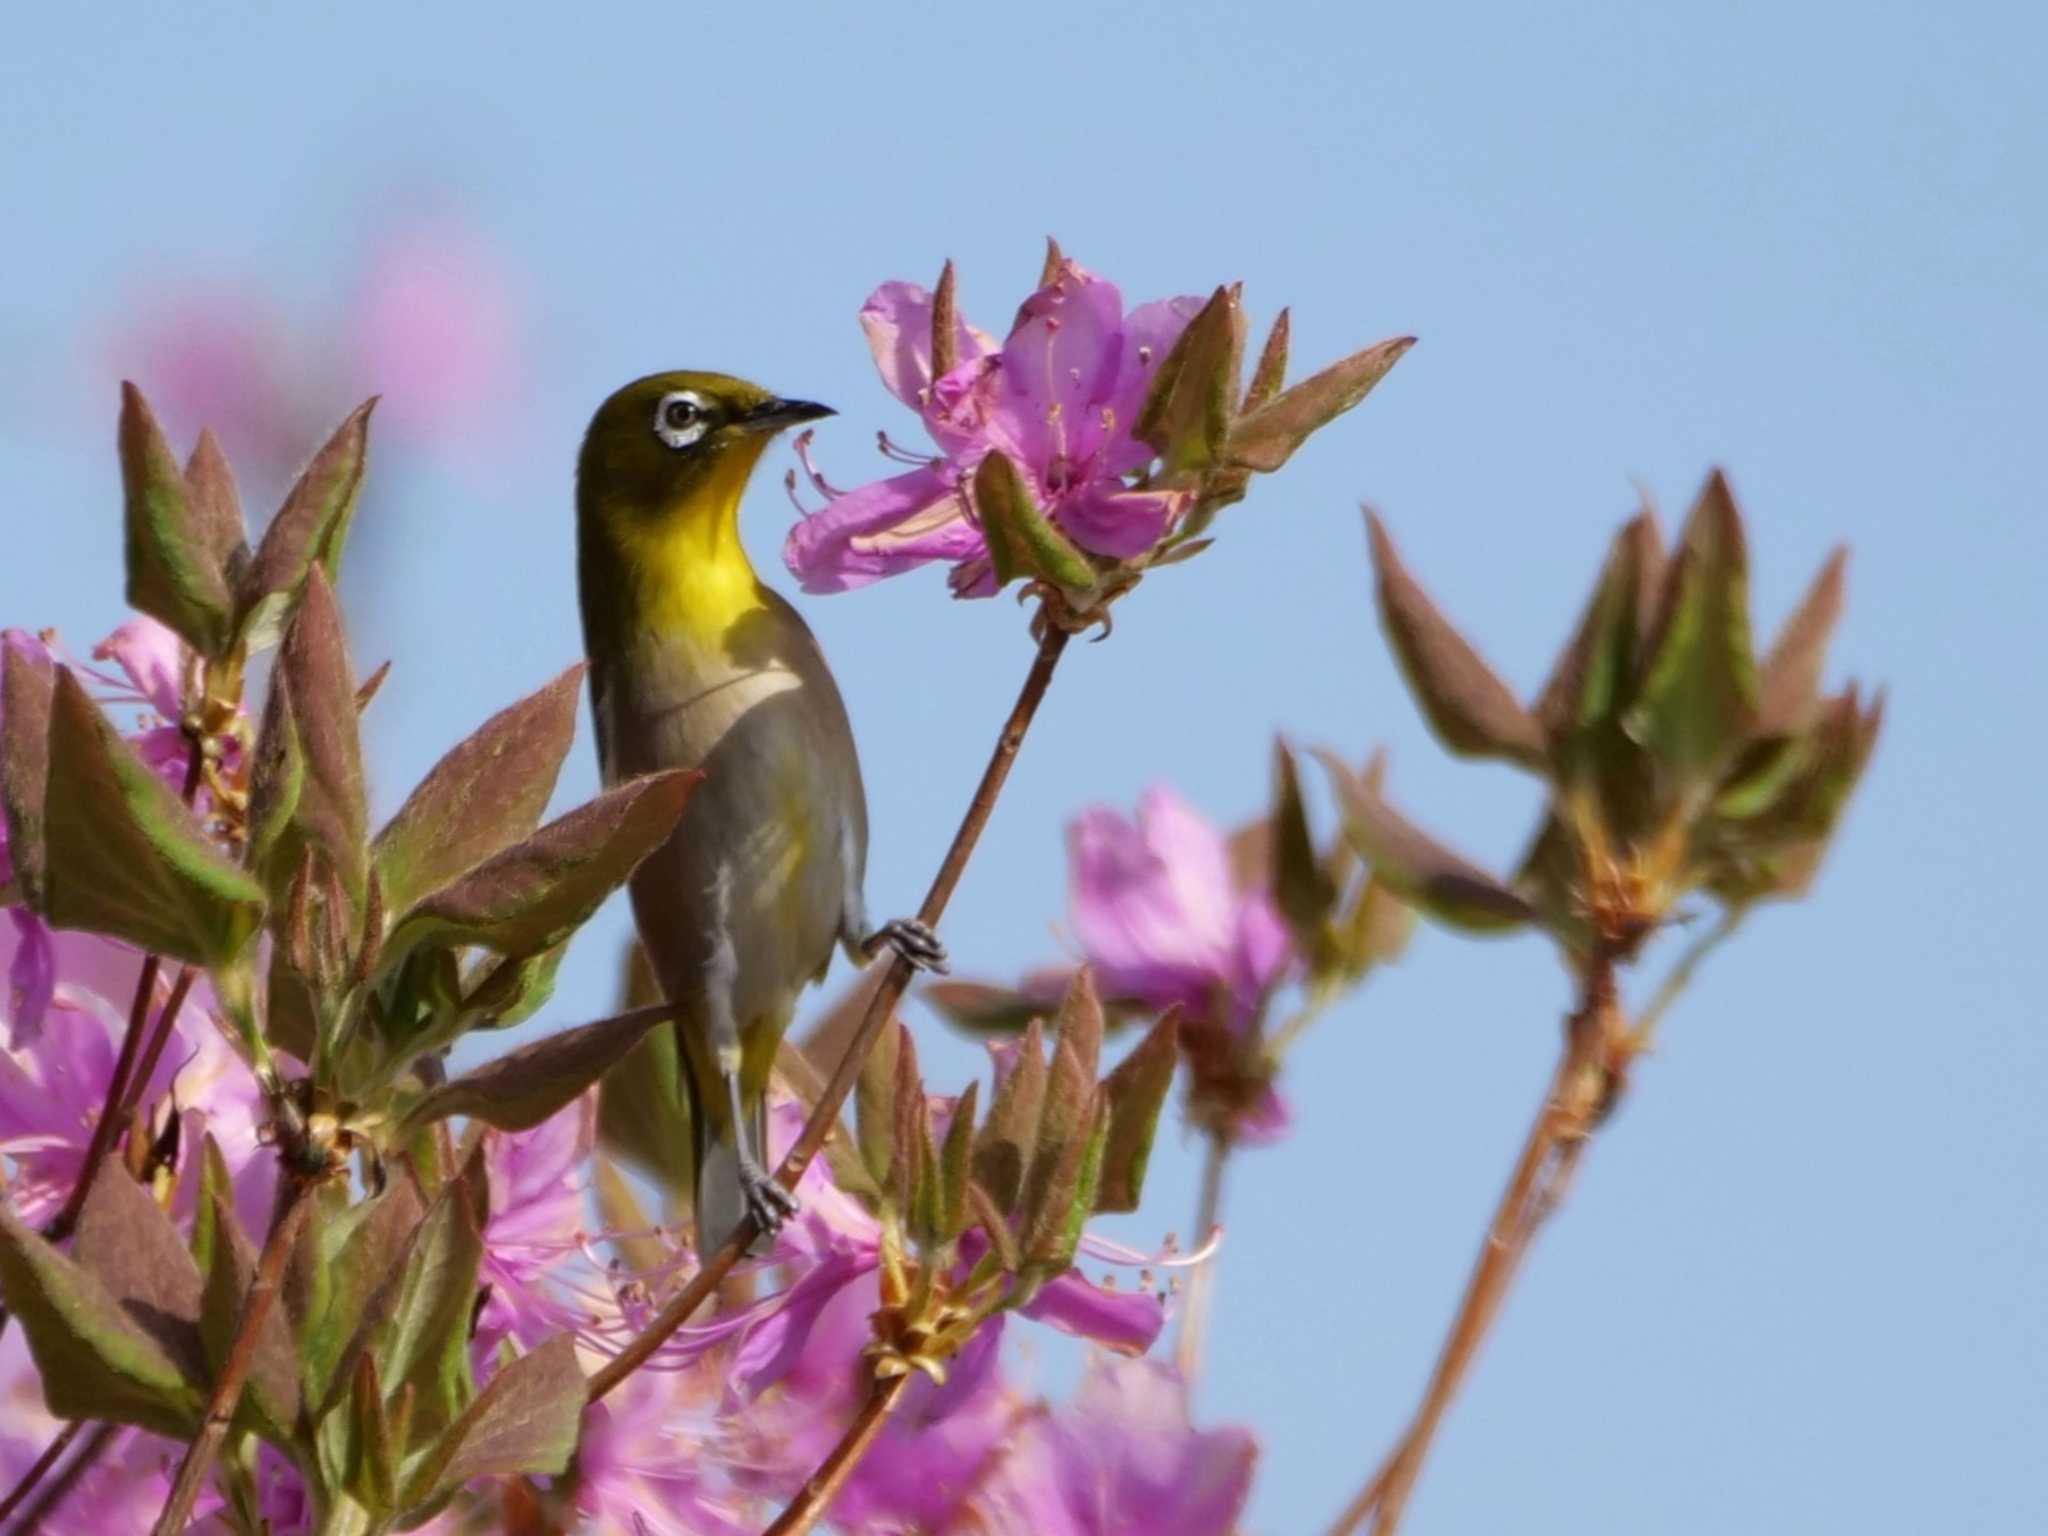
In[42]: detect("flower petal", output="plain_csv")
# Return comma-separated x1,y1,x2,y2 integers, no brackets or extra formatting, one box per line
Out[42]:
4,910,54,1050
986,261,1125,474
93,617,187,721
861,280,995,412
782,465,982,594
1020,1269,1167,1355
1054,485,1182,561
1066,788,1238,1005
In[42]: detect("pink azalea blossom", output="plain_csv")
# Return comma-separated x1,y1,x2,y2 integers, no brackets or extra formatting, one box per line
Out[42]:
0,619,267,1221
1065,786,1296,1145
970,1354,1257,1536
474,1091,599,1355
783,257,1203,597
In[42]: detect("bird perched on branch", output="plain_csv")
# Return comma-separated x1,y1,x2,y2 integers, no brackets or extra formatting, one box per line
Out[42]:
576,370,944,1255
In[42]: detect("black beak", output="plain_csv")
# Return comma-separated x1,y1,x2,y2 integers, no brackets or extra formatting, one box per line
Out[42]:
743,397,836,434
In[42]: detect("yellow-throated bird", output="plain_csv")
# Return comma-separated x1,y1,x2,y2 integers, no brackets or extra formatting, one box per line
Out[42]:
577,371,944,1255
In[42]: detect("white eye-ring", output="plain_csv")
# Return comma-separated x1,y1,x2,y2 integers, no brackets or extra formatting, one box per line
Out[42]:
653,390,711,450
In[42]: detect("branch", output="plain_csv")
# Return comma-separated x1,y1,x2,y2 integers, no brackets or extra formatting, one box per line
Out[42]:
0,1418,84,1528
1328,950,1623,1536
150,1171,316,1536
761,1373,912,1536
587,622,1072,1404
0,1422,117,1535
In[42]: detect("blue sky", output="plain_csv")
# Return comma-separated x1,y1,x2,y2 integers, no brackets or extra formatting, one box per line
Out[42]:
3,2,2043,1530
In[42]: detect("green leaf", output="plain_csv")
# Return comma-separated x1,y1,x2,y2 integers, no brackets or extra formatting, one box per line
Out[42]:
1020,1028,1091,1239
936,1079,979,1243
244,667,306,889
1094,1009,1179,1214
855,1012,905,1190
887,1021,925,1220
968,1181,1020,1273
462,942,568,1031
971,1019,1047,1215
1136,286,1244,475
238,400,376,644
302,1175,427,1408
1051,966,1105,1086
1226,335,1414,473
0,1200,203,1435
402,1334,584,1510
334,1352,399,1514
372,1147,487,1442
1315,747,1534,933
972,450,1097,594
197,1140,300,1440
1270,739,1336,941
922,978,1054,1036
1023,1087,1107,1269
1242,307,1290,414
386,770,699,964
1755,546,1848,737
1701,685,1884,903
1532,512,1661,753
1326,868,1416,987
374,664,587,919
75,1164,209,1390
1626,471,1759,782
41,667,265,963
0,637,54,905
183,427,251,588
400,1002,674,1133
278,567,369,915
119,382,237,656
1368,512,1546,767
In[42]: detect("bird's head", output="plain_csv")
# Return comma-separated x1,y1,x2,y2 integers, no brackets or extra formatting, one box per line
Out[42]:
577,370,834,527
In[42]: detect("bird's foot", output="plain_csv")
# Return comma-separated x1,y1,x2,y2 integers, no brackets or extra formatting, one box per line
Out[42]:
864,917,949,974
738,1160,800,1239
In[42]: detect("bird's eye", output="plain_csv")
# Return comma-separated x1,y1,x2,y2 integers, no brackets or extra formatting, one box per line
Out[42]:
653,390,711,450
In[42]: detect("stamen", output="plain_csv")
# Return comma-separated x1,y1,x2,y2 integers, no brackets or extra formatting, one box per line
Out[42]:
793,429,849,499
876,430,940,467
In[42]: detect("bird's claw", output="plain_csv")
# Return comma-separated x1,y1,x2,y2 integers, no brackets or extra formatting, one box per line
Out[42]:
865,917,949,974
738,1161,800,1238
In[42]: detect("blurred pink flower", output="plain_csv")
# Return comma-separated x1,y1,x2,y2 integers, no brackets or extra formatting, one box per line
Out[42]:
0,619,266,1221
108,208,524,490
971,1354,1257,1536
1064,786,1295,1145
783,256,1203,596
475,1092,599,1356
348,213,521,444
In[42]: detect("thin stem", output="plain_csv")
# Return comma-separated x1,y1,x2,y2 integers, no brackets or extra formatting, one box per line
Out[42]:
43,954,161,1245
588,623,1072,1404
29,740,206,1252
0,1418,84,1527
115,965,199,1131
0,1422,117,1535
1329,953,1621,1536
151,1173,316,1536
762,1373,912,1536
1174,1130,1231,1389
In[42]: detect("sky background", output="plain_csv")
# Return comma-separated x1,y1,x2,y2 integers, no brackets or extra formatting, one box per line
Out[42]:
3,3,2043,1531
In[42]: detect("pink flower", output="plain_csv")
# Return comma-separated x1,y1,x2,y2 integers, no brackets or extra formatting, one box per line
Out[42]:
347,212,522,446
783,256,1203,596
474,1092,599,1355
970,1354,1258,1536
0,620,266,1220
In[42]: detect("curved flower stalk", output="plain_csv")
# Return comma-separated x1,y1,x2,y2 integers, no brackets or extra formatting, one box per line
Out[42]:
1322,481,1882,1534
785,241,1414,624
932,768,1411,1152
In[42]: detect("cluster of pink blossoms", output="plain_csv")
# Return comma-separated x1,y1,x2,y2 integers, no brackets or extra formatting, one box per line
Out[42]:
0,613,1258,1533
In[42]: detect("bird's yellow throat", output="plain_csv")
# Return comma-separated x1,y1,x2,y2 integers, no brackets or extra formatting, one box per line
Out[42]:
596,439,773,645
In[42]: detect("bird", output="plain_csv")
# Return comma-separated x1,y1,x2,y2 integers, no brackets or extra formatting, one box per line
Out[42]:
575,370,944,1256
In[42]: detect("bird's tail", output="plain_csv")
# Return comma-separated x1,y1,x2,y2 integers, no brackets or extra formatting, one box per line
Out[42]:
685,1045,769,1260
